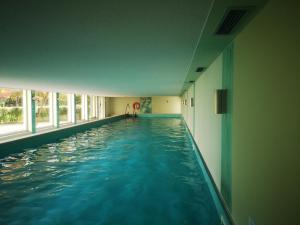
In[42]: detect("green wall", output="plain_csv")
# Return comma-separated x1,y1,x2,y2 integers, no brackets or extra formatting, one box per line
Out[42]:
231,0,300,224
221,43,234,210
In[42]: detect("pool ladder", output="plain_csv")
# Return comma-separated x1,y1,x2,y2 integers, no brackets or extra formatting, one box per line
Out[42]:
124,104,130,116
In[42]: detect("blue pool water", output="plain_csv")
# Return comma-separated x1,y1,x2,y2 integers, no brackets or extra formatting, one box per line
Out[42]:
0,118,220,225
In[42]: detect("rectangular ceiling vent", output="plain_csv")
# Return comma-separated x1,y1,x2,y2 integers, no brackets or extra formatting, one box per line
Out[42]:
215,8,249,35
196,67,205,73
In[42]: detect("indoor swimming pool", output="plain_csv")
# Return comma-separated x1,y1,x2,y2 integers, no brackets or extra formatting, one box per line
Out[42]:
0,117,230,225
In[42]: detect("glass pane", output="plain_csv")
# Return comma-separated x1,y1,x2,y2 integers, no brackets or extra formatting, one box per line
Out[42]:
87,95,91,119
36,91,51,128
89,96,97,119
98,97,102,119
0,88,25,136
75,95,82,122
59,93,69,124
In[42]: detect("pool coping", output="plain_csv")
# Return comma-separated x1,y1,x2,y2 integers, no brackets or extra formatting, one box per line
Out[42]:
136,113,182,118
183,120,236,225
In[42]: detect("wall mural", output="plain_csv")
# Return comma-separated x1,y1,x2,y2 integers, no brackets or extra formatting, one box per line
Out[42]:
140,97,152,113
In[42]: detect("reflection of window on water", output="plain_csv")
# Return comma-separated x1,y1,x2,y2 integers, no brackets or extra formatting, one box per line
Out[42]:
35,91,51,129
0,88,25,135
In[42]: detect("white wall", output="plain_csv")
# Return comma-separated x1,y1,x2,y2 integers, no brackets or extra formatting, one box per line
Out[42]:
187,85,195,135
107,96,181,116
107,97,140,116
182,87,194,134
152,96,181,114
182,92,188,120
105,97,113,117
182,53,223,189
194,54,223,189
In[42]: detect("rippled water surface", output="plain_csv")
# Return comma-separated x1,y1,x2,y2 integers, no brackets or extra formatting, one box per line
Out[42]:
0,118,219,225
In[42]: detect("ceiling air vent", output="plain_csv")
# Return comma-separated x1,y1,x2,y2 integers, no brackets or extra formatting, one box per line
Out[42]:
196,67,205,72
215,8,249,35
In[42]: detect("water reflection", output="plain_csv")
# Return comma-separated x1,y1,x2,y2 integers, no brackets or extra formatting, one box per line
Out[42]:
0,118,219,225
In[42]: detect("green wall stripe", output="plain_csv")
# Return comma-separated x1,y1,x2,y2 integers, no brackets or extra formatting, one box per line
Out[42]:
221,42,234,210
193,83,196,136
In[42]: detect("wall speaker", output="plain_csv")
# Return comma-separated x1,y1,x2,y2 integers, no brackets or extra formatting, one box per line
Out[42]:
215,89,227,114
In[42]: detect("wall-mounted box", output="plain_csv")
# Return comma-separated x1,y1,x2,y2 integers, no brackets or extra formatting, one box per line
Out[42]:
215,89,227,114
190,97,194,107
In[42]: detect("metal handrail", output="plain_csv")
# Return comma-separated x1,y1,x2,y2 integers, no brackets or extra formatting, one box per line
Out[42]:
124,104,130,115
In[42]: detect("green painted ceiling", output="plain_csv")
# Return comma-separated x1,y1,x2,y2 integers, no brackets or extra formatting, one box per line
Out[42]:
0,0,266,96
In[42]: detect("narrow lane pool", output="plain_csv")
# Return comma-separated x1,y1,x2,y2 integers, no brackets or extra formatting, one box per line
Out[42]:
0,118,224,225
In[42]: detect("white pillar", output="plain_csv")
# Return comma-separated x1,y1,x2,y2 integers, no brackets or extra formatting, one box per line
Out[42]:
50,92,59,128
93,96,97,119
97,96,101,119
101,97,105,119
22,90,27,131
82,94,88,121
25,90,36,133
104,97,107,118
69,94,76,124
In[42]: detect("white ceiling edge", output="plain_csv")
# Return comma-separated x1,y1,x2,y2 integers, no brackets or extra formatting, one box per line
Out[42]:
0,80,182,97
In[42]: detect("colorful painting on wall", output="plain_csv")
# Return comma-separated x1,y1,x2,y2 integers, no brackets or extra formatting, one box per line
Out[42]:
140,97,152,113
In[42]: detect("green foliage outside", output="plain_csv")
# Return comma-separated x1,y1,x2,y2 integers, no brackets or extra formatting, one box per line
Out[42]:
59,94,68,122
0,89,23,124
35,92,50,123
76,107,82,121
75,95,82,121
0,107,23,124
59,107,68,122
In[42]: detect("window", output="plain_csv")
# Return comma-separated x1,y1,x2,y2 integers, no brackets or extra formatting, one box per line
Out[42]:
35,91,51,129
1,87,105,139
75,95,82,122
88,96,97,120
98,97,103,119
59,93,71,124
87,95,91,119
0,88,25,136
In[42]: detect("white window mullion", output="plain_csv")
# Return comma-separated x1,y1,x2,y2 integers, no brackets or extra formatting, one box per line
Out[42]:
51,92,59,128
98,96,104,119
93,96,97,118
101,97,106,119
22,90,27,131
68,94,76,124
26,90,36,133
82,94,88,120
97,96,101,119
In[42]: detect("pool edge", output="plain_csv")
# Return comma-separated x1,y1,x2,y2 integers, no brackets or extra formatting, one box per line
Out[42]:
183,119,236,225
136,114,182,118
0,115,126,158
